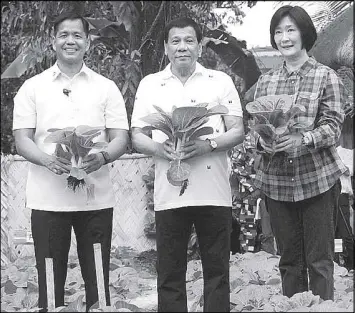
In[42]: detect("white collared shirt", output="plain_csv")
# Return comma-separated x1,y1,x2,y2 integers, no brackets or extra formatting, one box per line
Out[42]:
131,62,243,211
13,63,129,211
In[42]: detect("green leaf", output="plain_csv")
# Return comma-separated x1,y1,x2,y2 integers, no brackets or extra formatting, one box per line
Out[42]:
188,126,214,140
1,49,31,79
140,113,172,133
90,142,108,149
206,104,229,116
114,300,141,312
179,116,209,133
172,106,207,130
65,294,86,312
54,144,71,161
252,124,276,144
85,17,129,38
142,125,173,141
246,95,293,114
153,105,174,130
44,129,74,146
74,125,104,136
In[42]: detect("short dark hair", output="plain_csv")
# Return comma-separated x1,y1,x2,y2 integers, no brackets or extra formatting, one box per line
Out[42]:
164,17,202,43
53,11,90,37
270,5,317,52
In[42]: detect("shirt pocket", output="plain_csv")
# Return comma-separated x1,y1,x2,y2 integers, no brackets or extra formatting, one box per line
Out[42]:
295,91,321,130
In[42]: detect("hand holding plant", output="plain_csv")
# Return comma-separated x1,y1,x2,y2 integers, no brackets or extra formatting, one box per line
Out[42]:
246,95,312,169
44,125,108,201
141,103,228,195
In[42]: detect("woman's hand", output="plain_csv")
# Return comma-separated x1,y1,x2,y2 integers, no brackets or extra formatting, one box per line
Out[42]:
259,137,275,154
274,133,303,152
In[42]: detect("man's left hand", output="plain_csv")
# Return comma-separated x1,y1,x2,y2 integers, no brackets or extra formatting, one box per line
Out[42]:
274,133,303,152
180,139,212,160
81,153,105,174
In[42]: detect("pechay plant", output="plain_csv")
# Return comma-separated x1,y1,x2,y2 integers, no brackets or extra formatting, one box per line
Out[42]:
246,95,312,169
44,125,108,200
141,103,229,195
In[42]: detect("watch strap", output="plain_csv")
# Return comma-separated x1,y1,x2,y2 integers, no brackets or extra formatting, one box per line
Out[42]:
206,138,217,151
100,151,111,164
302,132,313,147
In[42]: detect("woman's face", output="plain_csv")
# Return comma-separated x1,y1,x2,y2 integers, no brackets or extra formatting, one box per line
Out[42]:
274,15,305,60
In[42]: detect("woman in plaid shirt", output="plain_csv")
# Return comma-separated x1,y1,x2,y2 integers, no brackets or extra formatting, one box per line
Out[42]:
253,6,347,300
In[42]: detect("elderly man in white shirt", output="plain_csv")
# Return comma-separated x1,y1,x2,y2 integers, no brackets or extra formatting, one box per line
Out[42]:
13,11,129,312
131,17,244,312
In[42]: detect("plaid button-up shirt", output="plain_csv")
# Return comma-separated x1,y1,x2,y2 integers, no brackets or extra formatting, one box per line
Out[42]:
252,57,347,201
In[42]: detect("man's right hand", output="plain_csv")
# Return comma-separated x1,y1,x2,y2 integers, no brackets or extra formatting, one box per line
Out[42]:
155,140,178,161
42,155,71,175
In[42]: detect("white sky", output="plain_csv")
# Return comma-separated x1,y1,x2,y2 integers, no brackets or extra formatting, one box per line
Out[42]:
226,1,279,48
224,1,322,48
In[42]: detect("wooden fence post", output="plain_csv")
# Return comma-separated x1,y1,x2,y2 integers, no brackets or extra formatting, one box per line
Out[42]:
93,243,106,308
45,258,55,312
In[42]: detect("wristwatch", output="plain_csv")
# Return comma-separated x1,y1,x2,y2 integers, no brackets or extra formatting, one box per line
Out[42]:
100,151,111,164
301,133,312,147
206,138,218,151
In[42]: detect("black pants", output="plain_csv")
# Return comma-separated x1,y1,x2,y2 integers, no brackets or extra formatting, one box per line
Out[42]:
265,182,339,301
155,206,232,312
334,193,354,270
31,208,113,312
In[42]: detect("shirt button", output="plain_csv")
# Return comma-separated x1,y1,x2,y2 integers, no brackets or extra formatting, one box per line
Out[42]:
289,159,293,163
291,81,295,84
291,178,295,181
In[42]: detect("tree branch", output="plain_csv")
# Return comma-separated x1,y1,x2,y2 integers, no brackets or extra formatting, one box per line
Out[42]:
138,1,166,53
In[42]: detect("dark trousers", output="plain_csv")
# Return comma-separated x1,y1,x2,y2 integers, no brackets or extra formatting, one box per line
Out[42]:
31,208,113,312
334,193,354,270
265,182,340,301
155,206,232,312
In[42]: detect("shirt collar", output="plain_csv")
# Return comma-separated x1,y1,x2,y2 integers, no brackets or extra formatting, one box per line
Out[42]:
50,62,91,81
161,62,207,80
280,56,317,78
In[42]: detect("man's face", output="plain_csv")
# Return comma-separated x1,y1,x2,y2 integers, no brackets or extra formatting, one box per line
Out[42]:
52,19,90,65
164,26,202,72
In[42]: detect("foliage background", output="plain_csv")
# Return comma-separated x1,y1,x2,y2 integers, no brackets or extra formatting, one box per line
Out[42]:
1,0,257,155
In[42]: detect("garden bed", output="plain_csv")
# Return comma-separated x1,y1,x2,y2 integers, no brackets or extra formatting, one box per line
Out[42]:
1,246,353,312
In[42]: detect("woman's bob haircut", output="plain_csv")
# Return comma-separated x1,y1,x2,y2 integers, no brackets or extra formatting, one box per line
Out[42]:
270,5,317,52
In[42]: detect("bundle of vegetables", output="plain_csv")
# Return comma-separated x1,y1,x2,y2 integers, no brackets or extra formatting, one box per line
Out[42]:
141,103,228,195
246,94,311,169
44,125,108,200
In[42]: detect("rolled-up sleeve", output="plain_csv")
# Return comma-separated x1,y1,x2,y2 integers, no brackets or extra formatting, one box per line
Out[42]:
13,80,37,130
307,69,345,149
105,80,129,130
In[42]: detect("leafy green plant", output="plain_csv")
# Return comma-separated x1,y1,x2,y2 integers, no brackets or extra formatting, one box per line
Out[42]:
44,125,108,199
141,104,228,195
246,95,311,169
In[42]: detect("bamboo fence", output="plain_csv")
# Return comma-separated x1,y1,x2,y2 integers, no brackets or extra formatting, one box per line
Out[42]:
1,153,155,266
